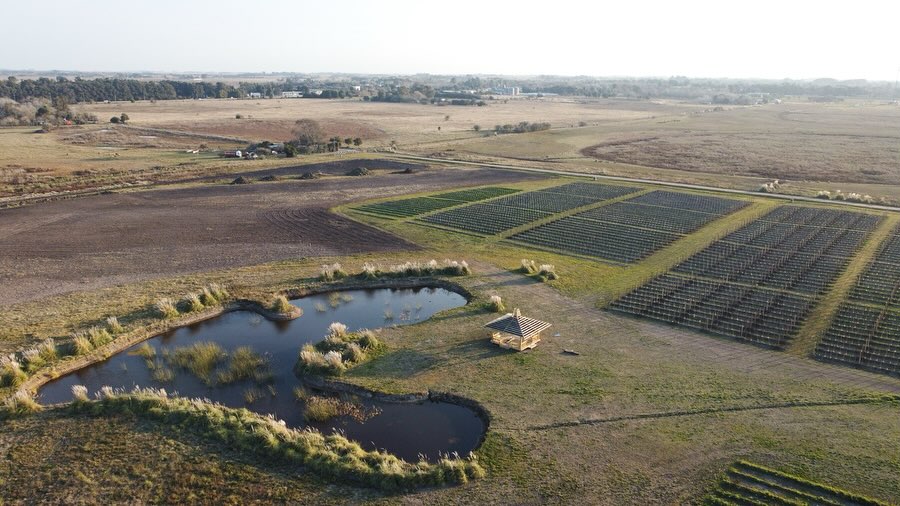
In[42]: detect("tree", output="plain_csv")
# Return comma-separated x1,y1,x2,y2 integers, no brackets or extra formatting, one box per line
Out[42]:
119,113,129,124
352,137,362,146
292,119,324,146
473,125,481,132
110,116,120,124
343,137,352,147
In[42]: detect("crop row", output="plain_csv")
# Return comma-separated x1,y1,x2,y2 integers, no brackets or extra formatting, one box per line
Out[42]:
429,186,520,202
674,206,875,295
355,187,520,218
421,204,550,235
509,217,679,263
849,226,900,308
577,202,730,235
610,274,815,349
420,182,640,235
760,204,882,231
816,303,900,376
627,190,748,216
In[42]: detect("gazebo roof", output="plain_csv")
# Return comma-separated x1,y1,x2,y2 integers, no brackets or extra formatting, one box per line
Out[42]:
484,309,551,338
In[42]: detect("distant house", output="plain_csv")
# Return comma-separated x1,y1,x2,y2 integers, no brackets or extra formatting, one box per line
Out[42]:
223,150,242,158
485,309,551,351
247,92,262,99
492,86,520,96
281,91,303,98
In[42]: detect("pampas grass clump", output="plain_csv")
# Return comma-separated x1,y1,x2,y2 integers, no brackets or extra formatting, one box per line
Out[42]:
0,356,27,387
155,298,179,319
320,263,347,281
519,259,537,274
271,294,295,314
488,295,505,313
105,316,124,334
182,293,204,313
538,264,559,281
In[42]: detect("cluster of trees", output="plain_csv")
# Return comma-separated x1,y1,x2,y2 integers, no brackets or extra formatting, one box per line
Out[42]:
0,76,362,104
282,119,361,156
493,122,551,134
0,96,97,127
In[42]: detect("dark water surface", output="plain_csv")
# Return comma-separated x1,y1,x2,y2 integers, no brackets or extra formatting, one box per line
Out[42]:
39,287,484,461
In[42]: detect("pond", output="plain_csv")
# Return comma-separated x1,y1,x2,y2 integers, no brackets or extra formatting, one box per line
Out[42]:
38,287,485,461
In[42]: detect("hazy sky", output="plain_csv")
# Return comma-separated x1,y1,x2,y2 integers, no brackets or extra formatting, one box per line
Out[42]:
2,0,898,81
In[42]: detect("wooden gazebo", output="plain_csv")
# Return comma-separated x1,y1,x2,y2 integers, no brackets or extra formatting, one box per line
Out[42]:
485,309,551,351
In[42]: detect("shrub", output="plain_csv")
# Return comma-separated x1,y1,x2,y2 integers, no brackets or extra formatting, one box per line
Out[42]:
320,263,347,281
488,295,505,313
182,293,204,313
0,356,27,387
271,294,295,314
519,259,537,274
816,190,832,199
105,316,123,334
155,298,179,319
537,264,559,281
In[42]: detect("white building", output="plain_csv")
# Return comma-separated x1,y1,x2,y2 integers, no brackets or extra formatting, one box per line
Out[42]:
281,91,303,98
247,92,262,99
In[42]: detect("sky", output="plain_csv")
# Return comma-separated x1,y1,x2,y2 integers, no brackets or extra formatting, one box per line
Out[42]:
2,0,899,81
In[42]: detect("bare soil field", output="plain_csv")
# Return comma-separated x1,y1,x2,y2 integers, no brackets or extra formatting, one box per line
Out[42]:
0,160,542,305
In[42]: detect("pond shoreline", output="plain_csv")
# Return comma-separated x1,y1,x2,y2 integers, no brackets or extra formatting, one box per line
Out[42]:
18,277,489,455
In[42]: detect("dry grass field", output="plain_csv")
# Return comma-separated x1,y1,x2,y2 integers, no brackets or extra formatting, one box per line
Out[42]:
4,97,898,202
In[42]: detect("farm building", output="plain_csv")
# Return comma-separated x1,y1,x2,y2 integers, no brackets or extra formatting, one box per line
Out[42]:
247,92,261,99
281,91,303,98
485,309,551,351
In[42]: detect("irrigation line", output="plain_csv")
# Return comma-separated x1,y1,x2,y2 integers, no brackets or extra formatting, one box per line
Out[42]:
514,397,897,431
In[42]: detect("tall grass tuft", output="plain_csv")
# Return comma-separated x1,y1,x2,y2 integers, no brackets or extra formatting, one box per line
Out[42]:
361,262,379,279
320,263,348,281
71,384,89,403
68,387,484,490
182,293,205,313
0,356,27,387
105,316,124,334
519,259,537,274
3,391,41,416
488,295,505,313
86,327,113,348
303,395,342,422
271,294,295,314
72,334,94,356
538,264,559,281
155,298,179,319
217,347,270,385
327,322,348,339
207,283,229,302
169,342,227,384
323,351,345,372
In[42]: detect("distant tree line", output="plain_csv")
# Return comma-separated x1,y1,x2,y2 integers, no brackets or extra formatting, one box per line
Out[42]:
493,122,551,134
0,76,361,103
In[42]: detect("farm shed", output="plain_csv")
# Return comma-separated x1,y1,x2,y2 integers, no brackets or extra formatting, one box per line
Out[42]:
485,309,551,351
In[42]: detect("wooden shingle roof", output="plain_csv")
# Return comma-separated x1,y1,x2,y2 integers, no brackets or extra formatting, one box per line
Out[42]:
485,309,551,338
